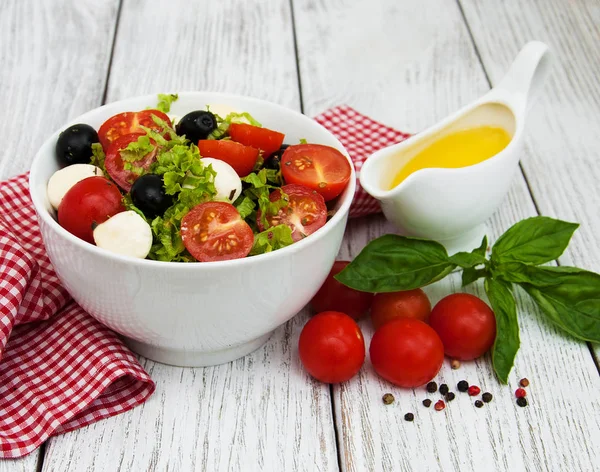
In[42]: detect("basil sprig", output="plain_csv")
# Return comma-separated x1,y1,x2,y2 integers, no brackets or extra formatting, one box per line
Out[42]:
335,216,600,383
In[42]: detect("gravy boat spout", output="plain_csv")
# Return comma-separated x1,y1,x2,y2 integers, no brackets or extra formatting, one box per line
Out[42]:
360,41,552,253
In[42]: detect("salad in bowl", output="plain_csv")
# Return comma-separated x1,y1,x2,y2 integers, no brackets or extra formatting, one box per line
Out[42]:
47,94,351,263
29,92,355,367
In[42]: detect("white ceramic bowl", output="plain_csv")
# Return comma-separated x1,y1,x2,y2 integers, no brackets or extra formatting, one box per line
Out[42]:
29,92,356,367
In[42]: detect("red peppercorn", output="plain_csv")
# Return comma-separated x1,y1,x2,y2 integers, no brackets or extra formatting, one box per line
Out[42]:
515,388,527,398
468,385,481,396
434,400,446,411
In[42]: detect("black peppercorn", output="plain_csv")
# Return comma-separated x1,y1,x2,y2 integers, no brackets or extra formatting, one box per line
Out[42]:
439,384,449,395
475,400,484,408
422,399,432,408
517,397,528,407
426,382,437,393
457,380,469,392
445,392,456,402
482,392,493,403
404,413,414,422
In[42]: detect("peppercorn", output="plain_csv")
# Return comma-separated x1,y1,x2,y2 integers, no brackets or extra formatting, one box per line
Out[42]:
445,392,456,402
404,413,414,422
515,388,527,399
439,384,449,395
451,359,461,370
434,400,446,411
457,380,469,392
422,399,432,408
519,378,530,388
468,385,481,396
382,393,395,405
517,397,528,407
482,392,493,403
426,381,437,393
474,400,484,408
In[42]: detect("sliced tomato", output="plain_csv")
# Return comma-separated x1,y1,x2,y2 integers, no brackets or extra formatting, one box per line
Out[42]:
180,202,254,262
257,184,327,242
98,109,171,150
228,123,285,157
281,144,351,201
105,133,157,192
198,140,259,177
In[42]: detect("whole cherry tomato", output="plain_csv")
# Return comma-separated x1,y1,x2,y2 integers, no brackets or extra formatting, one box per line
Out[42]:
298,311,365,383
370,318,444,388
310,261,374,320
370,289,431,330
429,293,496,360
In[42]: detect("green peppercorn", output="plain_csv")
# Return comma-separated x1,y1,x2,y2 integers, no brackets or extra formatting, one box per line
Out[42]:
382,393,395,405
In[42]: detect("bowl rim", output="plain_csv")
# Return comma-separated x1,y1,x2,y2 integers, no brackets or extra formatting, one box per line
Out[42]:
29,91,356,269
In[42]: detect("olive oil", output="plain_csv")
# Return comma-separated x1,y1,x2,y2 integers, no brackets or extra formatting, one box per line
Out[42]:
390,126,511,188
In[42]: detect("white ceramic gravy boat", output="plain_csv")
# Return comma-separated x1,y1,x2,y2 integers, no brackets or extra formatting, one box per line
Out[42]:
360,41,552,253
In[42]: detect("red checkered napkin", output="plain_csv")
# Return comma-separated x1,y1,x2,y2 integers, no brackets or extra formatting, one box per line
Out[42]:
0,173,155,459
314,105,411,218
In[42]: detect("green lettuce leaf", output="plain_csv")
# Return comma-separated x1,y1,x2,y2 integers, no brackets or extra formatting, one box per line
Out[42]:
208,111,262,140
250,224,294,256
90,143,107,175
156,93,178,113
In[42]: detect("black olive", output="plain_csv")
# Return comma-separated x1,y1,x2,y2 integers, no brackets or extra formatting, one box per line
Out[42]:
175,110,217,143
265,144,290,170
55,123,99,167
130,174,174,219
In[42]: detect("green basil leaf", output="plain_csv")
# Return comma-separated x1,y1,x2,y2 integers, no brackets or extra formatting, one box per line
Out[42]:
519,266,600,342
473,235,488,257
335,234,455,292
449,251,487,269
491,216,578,266
461,267,487,287
493,261,562,287
484,277,520,384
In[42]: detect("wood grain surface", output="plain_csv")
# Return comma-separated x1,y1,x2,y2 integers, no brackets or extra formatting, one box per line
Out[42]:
1,0,599,470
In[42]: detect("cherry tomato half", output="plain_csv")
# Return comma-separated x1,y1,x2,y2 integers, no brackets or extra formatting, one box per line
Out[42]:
310,261,374,320
299,311,365,383
370,318,444,388
58,176,125,244
281,144,351,201
198,139,259,177
228,123,285,157
257,184,327,242
371,289,431,330
180,201,254,262
98,109,171,150
105,133,157,192
429,293,496,360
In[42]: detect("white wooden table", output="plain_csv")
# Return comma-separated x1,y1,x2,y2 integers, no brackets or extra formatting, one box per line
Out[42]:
2,0,600,470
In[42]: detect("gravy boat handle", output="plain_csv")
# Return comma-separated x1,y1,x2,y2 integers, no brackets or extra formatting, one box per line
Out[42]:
485,41,552,117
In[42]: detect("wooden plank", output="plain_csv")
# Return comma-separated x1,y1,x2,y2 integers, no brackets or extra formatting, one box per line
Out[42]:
0,0,120,180
293,0,600,470
459,0,600,361
0,0,119,470
41,1,338,471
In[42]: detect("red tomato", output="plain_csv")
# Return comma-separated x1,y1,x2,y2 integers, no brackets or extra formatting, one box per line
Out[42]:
370,318,444,388
198,140,259,177
257,184,327,242
298,311,365,383
281,144,351,201
58,176,125,244
104,133,157,192
310,261,374,320
98,109,171,150
228,123,285,157
429,293,496,360
180,202,254,262
371,289,431,330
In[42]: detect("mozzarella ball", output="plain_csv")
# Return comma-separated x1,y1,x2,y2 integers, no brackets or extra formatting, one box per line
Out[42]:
93,211,153,259
47,164,104,210
201,158,242,202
